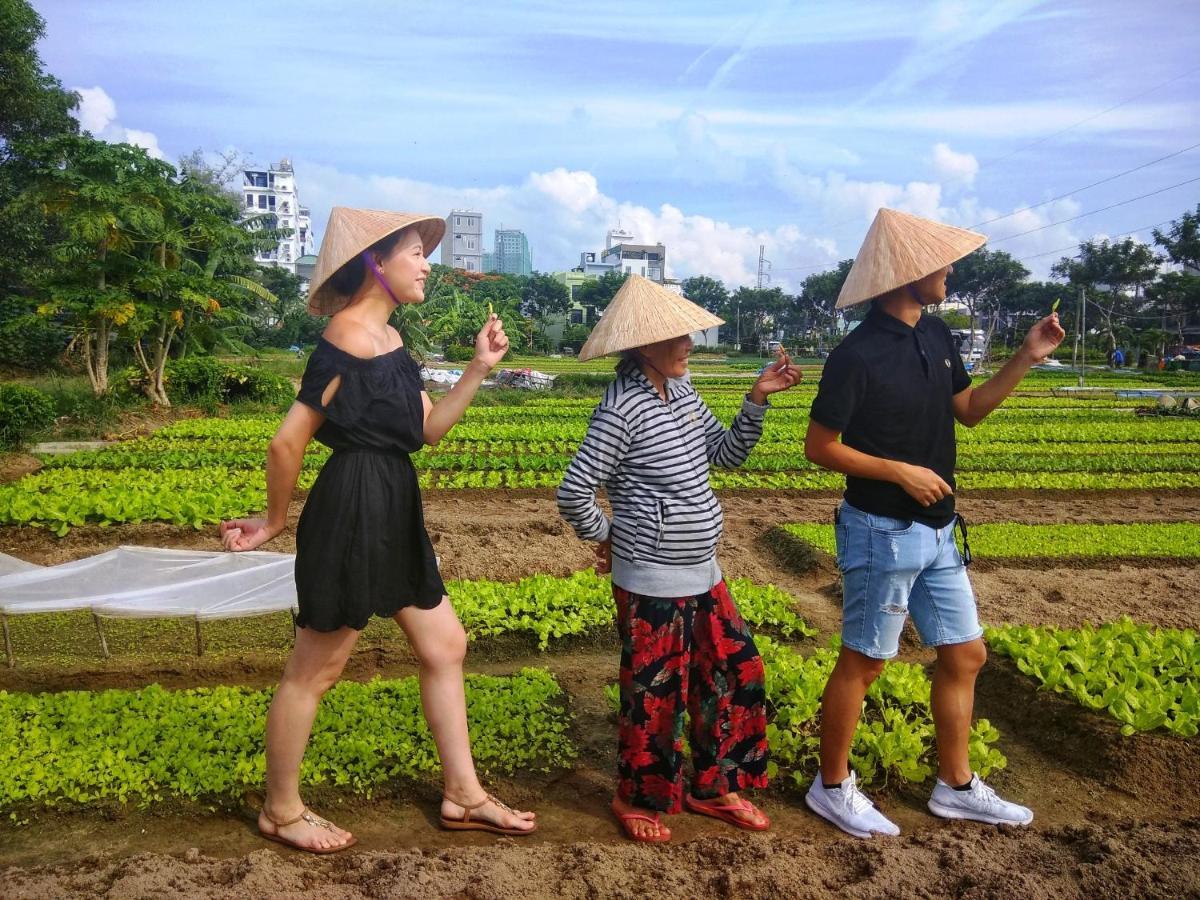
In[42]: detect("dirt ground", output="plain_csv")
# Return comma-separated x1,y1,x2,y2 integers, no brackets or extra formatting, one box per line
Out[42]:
1,487,1198,898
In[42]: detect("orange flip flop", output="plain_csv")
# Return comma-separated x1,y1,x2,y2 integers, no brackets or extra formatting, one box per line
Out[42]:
684,794,771,831
611,799,671,843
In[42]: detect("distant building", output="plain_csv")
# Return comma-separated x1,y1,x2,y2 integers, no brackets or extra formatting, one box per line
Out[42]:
602,241,667,283
571,227,667,283
552,270,601,326
575,250,619,277
442,209,483,272
295,254,318,286
241,159,314,274
606,227,635,249
490,228,532,276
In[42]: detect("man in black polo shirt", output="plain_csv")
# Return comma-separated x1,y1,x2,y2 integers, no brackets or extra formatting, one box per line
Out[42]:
803,208,1065,839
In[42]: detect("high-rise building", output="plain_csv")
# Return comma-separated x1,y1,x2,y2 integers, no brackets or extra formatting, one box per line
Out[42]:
491,228,532,276
442,210,483,272
241,159,314,274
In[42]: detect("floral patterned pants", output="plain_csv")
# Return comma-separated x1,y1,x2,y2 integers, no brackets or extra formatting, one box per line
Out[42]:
613,579,769,813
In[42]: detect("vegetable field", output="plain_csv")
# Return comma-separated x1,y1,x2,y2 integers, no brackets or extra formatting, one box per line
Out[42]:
1,365,1197,894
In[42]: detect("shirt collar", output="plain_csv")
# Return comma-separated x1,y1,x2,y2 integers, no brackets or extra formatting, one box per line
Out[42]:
866,304,932,336
617,356,689,400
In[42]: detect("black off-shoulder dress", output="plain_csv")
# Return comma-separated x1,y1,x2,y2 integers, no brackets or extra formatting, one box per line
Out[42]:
292,338,445,631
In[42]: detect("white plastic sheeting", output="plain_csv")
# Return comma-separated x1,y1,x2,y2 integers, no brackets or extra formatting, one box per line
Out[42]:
0,553,40,577
420,367,463,384
0,546,297,619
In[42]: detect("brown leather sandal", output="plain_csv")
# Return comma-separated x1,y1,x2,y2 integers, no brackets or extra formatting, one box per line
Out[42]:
259,805,358,854
440,793,537,836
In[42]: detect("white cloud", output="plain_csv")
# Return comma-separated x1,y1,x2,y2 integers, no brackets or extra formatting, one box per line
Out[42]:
296,163,839,291
70,85,166,160
771,150,946,223
932,142,979,188
955,196,1086,277
74,86,117,134
122,129,165,160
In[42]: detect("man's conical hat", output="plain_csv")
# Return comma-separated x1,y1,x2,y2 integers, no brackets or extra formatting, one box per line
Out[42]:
836,208,985,309
578,274,724,361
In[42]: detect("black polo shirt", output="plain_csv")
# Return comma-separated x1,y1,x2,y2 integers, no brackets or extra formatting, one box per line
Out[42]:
810,305,972,527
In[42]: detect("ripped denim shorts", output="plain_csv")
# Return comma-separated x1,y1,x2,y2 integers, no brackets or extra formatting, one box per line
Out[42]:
834,501,982,659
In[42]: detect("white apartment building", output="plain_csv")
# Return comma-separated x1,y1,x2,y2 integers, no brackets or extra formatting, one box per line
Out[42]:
241,159,314,274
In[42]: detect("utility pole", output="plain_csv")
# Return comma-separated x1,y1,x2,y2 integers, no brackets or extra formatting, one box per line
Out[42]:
755,244,772,351
1078,285,1086,388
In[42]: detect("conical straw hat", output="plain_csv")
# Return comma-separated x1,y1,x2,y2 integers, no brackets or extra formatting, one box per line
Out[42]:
835,208,985,309
578,274,724,361
308,207,446,315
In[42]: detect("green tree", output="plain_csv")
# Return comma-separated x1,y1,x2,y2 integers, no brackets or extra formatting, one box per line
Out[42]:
946,248,1029,360
681,275,729,314
1146,272,1200,346
795,259,853,348
574,271,627,311
18,135,170,393
0,0,78,149
1153,204,1200,271
729,286,787,349
520,272,570,319
1052,238,1161,353
0,0,81,304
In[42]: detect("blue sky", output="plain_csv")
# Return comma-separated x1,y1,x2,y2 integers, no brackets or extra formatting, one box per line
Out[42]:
36,0,1200,287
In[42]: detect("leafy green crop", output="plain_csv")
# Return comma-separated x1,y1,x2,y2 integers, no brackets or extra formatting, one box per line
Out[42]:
987,620,1200,737
0,669,574,811
605,636,1006,788
449,571,813,649
781,522,1200,561
761,637,1006,788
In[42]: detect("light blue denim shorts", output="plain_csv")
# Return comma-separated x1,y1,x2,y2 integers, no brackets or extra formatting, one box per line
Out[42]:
835,501,983,660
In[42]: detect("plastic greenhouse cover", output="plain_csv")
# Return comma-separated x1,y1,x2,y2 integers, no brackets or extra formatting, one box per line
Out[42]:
0,553,40,576
0,546,297,619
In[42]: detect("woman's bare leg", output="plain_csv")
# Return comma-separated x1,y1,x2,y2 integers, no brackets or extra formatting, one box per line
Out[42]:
394,599,535,831
258,624,360,850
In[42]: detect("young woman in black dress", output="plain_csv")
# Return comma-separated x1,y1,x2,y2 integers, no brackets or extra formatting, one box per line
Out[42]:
221,207,536,853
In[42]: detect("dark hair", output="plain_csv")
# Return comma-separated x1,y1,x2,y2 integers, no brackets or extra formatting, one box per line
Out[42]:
327,228,411,298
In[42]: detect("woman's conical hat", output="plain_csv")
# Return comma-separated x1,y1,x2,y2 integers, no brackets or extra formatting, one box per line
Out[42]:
835,208,985,309
578,274,725,361
307,207,445,315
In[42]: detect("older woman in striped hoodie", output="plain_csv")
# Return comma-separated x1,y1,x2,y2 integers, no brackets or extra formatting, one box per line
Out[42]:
557,275,801,843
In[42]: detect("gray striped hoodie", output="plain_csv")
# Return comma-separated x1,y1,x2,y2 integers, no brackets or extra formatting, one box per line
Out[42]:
556,358,768,596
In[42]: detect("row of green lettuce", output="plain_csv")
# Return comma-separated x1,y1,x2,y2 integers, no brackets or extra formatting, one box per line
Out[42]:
780,522,1200,561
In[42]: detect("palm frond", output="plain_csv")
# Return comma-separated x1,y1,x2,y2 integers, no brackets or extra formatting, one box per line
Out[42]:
223,275,280,306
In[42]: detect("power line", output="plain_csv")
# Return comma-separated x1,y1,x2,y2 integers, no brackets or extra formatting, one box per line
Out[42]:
1011,217,1180,263
981,65,1200,168
1084,298,1190,322
985,175,1200,245
970,141,1200,229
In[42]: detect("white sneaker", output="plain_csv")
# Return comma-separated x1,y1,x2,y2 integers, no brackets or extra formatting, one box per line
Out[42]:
805,772,901,839
927,774,1033,826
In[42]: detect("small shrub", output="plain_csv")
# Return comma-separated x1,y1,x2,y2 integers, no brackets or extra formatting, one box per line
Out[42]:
0,383,55,450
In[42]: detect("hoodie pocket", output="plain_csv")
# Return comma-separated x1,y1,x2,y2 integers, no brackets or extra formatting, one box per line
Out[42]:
655,496,722,565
